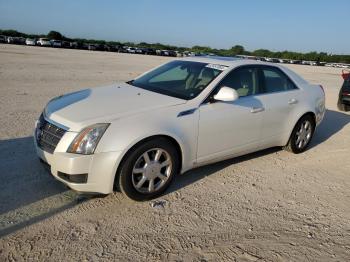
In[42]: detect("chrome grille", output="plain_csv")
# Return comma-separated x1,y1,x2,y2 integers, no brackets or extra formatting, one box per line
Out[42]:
36,114,66,154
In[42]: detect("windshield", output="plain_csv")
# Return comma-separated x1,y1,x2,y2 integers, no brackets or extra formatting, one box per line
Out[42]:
129,60,224,100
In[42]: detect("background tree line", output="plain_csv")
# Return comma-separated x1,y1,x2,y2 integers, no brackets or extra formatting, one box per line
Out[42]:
1,29,349,63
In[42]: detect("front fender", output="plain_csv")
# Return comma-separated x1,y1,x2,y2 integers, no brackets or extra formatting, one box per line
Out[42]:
95,107,199,173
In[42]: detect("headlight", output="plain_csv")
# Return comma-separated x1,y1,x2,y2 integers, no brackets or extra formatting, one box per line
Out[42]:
67,123,109,155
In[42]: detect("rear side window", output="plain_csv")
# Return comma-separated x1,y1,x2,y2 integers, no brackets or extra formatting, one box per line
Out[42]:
262,67,297,93
219,67,260,97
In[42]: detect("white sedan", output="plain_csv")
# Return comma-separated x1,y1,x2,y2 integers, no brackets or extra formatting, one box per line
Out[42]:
34,57,325,200
25,38,36,46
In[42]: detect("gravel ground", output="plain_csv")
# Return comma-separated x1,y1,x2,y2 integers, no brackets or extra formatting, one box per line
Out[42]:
0,44,349,261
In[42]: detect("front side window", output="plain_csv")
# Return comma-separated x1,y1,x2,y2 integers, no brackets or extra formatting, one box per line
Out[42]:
262,67,297,93
219,66,260,97
129,60,223,100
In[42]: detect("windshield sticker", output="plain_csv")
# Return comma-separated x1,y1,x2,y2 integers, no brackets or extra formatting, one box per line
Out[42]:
205,64,229,71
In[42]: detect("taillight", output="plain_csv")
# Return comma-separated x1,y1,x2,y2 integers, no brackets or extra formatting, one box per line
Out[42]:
343,91,350,96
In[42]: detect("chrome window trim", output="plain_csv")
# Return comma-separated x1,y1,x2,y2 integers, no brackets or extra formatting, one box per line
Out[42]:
200,64,300,105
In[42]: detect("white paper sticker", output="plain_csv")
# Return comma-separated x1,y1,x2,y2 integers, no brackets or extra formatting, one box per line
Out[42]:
205,64,229,71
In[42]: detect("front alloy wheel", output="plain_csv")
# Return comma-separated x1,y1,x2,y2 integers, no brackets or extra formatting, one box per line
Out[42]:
117,138,179,201
132,148,172,194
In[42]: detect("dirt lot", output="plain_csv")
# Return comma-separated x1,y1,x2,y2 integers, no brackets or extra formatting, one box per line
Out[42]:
0,44,349,261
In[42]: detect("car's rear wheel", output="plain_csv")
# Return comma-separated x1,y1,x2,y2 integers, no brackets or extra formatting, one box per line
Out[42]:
117,138,179,201
284,115,315,154
337,101,350,112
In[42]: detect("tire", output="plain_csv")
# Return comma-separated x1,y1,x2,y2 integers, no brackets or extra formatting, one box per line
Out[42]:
337,101,348,112
284,115,315,154
116,138,180,201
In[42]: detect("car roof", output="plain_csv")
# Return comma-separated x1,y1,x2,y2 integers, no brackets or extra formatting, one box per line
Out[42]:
179,56,310,85
180,56,279,68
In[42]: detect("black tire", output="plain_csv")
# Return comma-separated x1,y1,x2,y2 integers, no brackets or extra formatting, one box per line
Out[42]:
284,114,315,154
116,137,180,201
337,101,349,112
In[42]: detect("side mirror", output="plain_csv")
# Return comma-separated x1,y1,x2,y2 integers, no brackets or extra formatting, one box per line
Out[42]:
213,86,239,102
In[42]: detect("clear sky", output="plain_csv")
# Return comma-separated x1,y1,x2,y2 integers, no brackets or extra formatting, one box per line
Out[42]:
0,0,349,54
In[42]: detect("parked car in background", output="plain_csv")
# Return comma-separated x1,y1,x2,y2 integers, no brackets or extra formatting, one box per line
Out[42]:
168,50,177,57
135,48,145,54
290,60,302,64
279,59,289,63
87,44,104,51
134,48,156,55
158,50,177,57
25,38,36,46
103,45,117,52
51,40,62,48
182,51,196,57
6,36,15,44
117,46,129,53
7,36,25,45
309,61,317,66
61,41,71,48
268,58,280,63
144,48,157,55
70,42,86,49
34,57,325,201
175,51,183,57
338,70,350,111
0,35,6,43
127,47,136,53
37,38,51,46
69,42,79,49
88,44,97,51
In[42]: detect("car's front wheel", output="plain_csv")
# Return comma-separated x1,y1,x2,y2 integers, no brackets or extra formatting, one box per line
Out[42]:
285,115,315,154
117,138,180,201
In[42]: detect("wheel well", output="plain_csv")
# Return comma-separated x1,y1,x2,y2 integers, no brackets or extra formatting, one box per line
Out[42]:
285,111,316,147
113,135,183,190
301,112,316,126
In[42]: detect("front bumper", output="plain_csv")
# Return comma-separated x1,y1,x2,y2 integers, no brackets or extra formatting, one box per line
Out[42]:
35,137,122,194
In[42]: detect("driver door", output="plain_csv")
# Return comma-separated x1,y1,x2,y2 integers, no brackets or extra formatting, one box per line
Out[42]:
196,66,264,163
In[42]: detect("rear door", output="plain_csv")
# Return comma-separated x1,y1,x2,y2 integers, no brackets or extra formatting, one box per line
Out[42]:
257,65,302,146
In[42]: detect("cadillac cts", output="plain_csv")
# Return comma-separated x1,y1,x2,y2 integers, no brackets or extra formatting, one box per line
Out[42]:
34,57,325,201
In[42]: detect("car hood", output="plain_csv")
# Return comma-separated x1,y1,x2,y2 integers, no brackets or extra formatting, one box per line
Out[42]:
45,82,186,131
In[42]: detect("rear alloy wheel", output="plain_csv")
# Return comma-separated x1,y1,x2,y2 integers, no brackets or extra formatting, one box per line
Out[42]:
285,115,315,154
117,138,179,201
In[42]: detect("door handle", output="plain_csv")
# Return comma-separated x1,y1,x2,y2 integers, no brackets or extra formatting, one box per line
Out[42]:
250,107,265,113
288,98,298,105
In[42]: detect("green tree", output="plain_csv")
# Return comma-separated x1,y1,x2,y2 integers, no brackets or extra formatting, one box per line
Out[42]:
230,45,245,55
47,31,63,40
